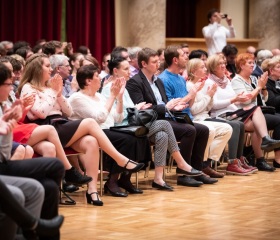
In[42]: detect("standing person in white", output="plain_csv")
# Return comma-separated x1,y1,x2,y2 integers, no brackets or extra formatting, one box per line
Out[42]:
202,8,236,56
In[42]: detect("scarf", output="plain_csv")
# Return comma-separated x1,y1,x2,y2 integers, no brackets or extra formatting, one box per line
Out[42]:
208,73,228,89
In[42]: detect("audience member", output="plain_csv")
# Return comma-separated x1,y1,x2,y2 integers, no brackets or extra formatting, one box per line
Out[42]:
0,175,64,239
127,47,212,186
251,49,273,79
262,56,280,113
99,53,111,79
204,53,258,175
202,8,235,56
246,46,256,55
231,53,280,171
42,41,64,56
17,53,145,206
222,44,238,78
186,58,233,178
77,45,92,57
188,49,208,63
101,57,202,190
127,46,142,77
69,64,153,195
271,48,280,56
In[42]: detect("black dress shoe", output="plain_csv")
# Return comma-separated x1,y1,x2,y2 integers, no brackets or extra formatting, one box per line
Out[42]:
273,160,280,168
152,181,173,191
62,181,79,193
117,179,143,194
64,167,92,185
193,175,218,184
261,136,280,152
104,183,128,197
177,176,203,187
35,215,64,236
176,167,203,176
256,160,275,172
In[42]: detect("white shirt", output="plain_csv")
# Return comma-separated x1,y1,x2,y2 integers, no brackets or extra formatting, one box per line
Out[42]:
202,22,236,56
68,91,123,129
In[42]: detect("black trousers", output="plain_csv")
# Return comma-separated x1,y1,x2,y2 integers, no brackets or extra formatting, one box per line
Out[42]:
264,113,280,151
166,120,209,170
0,157,64,240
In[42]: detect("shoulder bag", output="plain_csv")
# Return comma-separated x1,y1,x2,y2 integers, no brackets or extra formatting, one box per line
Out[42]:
126,108,158,128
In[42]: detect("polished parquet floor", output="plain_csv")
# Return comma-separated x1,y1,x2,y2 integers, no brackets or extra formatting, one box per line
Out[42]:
59,158,280,240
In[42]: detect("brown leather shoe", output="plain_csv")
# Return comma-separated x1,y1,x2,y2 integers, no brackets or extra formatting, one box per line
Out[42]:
202,166,224,178
239,156,258,173
226,159,253,176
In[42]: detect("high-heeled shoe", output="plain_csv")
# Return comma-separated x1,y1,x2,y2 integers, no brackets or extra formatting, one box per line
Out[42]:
123,159,145,173
104,183,128,197
86,191,103,206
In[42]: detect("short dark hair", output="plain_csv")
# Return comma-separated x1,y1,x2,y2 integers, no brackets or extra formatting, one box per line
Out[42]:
138,48,157,68
189,49,208,60
76,64,99,90
108,57,126,75
42,41,62,55
111,46,128,59
10,57,22,71
77,45,90,55
164,45,181,67
0,63,12,85
207,8,219,22
222,44,238,57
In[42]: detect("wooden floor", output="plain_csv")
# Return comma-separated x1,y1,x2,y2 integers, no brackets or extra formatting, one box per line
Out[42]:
59,159,280,240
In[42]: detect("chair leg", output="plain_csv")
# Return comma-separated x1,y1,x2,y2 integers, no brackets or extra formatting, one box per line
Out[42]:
135,172,139,189
99,149,103,197
144,161,151,178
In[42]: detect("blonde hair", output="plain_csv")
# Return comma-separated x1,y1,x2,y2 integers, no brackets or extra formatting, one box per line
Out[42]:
17,53,48,94
261,56,280,73
187,58,204,81
206,53,225,75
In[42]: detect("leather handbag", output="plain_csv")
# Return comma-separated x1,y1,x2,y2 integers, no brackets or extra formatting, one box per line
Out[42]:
166,109,194,125
126,108,158,128
110,125,149,137
261,106,276,115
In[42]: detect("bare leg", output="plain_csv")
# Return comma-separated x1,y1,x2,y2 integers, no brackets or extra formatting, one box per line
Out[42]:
245,119,263,158
27,126,72,169
275,150,280,163
11,145,25,160
69,135,100,201
251,108,269,137
65,118,138,170
154,167,165,185
31,141,56,158
24,145,34,159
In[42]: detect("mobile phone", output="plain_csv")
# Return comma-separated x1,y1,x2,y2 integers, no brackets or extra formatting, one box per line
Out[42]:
222,14,228,19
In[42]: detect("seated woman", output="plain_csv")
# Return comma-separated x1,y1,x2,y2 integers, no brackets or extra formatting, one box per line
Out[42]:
205,53,280,172
0,56,92,186
186,58,233,177
68,65,152,196
17,53,145,206
231,53,280,171
100,57,202,190
262,56,280,113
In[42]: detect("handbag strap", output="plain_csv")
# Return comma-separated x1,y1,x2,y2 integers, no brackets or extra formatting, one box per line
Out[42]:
165,108,176,121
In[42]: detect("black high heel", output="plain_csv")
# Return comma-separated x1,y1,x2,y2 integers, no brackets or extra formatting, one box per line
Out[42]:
86,191,103,206
104,183,128,197
123,159,144,173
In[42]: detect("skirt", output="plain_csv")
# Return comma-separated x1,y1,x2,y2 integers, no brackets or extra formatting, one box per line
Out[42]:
13,122,38,144
31,114,82,147
102,129,152,174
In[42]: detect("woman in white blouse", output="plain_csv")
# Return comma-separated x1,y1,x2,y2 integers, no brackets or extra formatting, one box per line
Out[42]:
17,53,145,206
70,59,202,194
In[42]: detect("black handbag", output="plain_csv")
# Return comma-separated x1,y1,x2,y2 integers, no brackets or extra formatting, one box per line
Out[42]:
110,125,149,137
126,108,158,128
166,109,194,125
261,106,275,115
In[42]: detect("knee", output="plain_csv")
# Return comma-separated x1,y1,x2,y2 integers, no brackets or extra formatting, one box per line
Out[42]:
12,145,25,159
41,143,56,157
82,118,98,128
25,145,34,158
155,131,168,144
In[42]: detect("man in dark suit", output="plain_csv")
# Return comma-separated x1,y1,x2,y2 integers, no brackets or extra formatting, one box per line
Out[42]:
126,47,217,186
